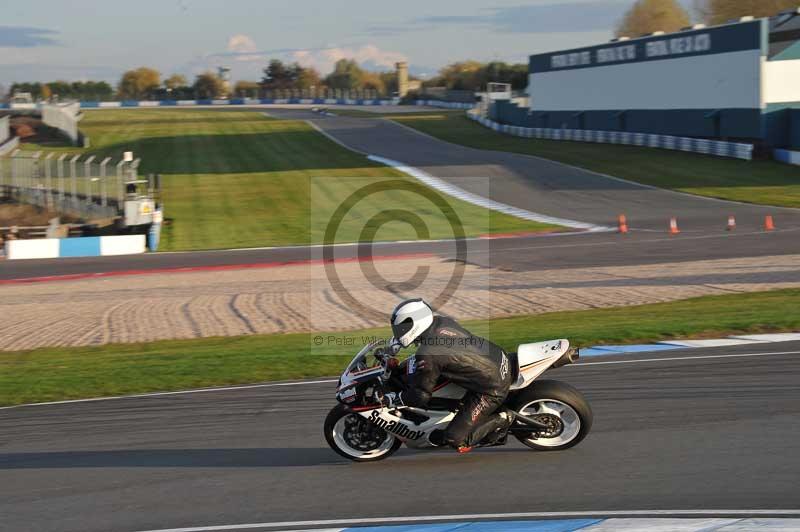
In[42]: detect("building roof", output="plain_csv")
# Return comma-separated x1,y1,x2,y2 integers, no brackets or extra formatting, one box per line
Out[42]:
769,9,800,58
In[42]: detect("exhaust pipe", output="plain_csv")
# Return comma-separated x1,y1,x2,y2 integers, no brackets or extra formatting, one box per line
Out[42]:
552,347,579,369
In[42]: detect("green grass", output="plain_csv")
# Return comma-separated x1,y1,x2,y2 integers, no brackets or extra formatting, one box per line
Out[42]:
2,288,799,406
22,109,555,251
390,113,800,208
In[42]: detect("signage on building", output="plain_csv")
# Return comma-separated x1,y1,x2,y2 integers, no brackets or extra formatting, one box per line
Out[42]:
530,19,763,74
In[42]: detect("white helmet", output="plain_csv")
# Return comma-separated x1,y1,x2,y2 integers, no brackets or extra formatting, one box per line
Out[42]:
391,299,434,347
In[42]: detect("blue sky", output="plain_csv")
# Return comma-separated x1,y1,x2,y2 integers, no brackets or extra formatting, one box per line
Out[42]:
0,0,696,87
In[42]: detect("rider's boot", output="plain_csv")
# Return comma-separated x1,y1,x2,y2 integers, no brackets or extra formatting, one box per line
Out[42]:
466,409,514,448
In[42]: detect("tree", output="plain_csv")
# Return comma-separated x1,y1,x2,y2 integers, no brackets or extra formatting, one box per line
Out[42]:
118,67,161,99
324,59,365,90
294,64,321,90
359,72,386,93
694,0,798,25
164,74,188,90
261,59,294,89
233,80,260,97
616,0,691,38
193,72,225,99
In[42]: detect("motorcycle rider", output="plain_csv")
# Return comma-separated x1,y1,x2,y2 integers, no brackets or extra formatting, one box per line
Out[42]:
383,298,513,453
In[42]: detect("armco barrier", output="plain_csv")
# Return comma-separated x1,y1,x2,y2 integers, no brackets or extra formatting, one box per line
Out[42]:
6,234,146,260
774,149,800,166
416,100,476,110
72,98,400,109
6,98,475,112
467,110,754,161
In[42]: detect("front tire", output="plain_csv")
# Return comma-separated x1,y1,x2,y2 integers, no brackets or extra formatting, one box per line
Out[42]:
324,404,402,462
511,380,592,451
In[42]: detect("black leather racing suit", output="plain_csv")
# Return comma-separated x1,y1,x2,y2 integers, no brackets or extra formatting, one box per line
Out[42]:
400,316,513,447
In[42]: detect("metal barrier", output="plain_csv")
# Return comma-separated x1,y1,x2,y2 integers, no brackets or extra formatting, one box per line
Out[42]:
416,100,476,110
467,110,754,161
0,150,140,219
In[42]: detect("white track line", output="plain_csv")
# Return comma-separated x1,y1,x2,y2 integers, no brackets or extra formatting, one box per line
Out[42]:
1,349,797,411
577,350,800,367
132,510,800,532
0,380,337,411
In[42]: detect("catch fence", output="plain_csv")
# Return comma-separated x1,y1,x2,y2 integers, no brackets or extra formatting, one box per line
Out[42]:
0,150,140,219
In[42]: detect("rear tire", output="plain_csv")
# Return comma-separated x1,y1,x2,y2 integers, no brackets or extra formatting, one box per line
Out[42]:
510,380,592,451
324,404,402,462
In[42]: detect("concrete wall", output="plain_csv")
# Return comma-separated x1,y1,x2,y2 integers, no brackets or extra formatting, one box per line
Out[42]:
6,235,146,260
41,103,81,145
0,116,18,155
0,116,8,144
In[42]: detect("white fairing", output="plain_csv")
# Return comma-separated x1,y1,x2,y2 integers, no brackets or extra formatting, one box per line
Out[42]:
510,339,570,390
357,407,454,449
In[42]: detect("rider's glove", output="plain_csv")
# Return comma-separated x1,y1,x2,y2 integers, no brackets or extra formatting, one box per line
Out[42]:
381,392,403,408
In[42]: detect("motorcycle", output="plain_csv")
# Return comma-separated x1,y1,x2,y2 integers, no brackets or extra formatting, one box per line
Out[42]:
324,339,593,462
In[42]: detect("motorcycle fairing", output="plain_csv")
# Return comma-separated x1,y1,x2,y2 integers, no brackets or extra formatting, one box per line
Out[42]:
354,406,454,448
510,339,570,390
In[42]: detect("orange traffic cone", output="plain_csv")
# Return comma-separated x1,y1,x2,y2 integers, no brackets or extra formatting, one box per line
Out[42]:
727,215,736,231
618,214,628,234
669,217,680,235
765,215,775,231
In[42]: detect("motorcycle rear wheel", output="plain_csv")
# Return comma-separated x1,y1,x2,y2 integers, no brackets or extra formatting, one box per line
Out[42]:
324,404,402,462
511,380,593,451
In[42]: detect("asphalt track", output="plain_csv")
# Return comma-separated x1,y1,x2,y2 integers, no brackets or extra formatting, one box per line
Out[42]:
2,342,799,532
2,107,800,280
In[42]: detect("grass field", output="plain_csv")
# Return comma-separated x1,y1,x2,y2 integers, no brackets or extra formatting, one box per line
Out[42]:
22,109,556,250
390,112,800,208
2,287,799,406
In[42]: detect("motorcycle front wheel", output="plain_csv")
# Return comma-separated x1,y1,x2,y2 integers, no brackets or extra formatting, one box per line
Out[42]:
324,404,402,462
511,380,593,451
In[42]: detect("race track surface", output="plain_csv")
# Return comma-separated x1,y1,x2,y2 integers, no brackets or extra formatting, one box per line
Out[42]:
2,343,799,532
2,108,800,281
3,228,800,282
294,110,800,232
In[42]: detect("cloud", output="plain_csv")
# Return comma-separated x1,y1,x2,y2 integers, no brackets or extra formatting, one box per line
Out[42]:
227,34,257,54
0,26,59,48
290,44,407,73
203,36,407,76
366,1,627,35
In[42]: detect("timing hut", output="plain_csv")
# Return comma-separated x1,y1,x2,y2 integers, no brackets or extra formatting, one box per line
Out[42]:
495,11,800,149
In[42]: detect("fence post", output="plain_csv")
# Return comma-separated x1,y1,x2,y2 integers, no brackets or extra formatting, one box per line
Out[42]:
57,154,67,209
44,153,55,210
10,149,21,201
30,151,42,206
100,157,111,208
69,154,81,212
84,155,96,212
116,160,125,208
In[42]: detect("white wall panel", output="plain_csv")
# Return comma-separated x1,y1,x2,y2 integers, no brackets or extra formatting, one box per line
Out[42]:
529,50,761,111
764,60,800,104
7,239,60,260
99,235,146,256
